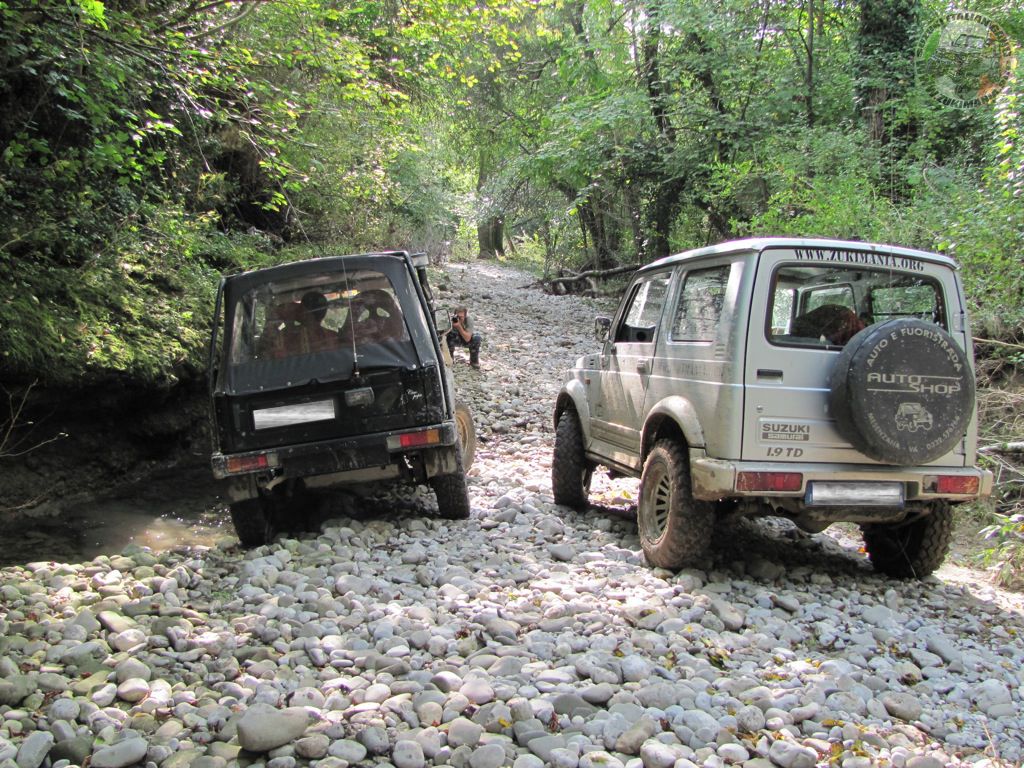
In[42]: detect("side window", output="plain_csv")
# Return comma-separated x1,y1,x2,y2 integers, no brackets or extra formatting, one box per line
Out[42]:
671,266,729,342
870,285,940,322
615,275,670,343
802,286,854,314
230,293,262,364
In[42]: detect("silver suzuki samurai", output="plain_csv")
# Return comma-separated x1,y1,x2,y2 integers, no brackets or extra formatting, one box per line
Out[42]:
552,238,992,577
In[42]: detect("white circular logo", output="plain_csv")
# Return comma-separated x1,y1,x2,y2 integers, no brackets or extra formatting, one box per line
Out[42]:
918,10,1014,106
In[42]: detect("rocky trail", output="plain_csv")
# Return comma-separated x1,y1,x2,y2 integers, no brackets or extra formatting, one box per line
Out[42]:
1,262,1022,768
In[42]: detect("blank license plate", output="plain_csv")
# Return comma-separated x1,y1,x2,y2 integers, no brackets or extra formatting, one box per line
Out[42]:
806,482,904,507
253,399,335,430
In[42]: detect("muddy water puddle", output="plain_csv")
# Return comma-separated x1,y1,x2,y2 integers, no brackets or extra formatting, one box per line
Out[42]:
1,466,231,566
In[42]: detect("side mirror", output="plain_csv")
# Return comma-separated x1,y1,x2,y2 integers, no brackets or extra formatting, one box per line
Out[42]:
435,308,453,333
595,316,612,342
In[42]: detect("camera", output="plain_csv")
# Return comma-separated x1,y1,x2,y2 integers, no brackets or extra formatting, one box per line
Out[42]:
452,314,459,324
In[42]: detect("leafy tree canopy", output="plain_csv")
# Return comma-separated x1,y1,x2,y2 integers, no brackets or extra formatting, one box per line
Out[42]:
0,0,1021,390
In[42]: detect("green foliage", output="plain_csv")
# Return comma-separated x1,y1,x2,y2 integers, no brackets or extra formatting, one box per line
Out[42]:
978,510,1024,590
0,0,524,387
0,209,265,387
2,0,1024,394
734,130,896,241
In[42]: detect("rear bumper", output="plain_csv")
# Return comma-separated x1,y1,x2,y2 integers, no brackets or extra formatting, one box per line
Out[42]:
212,422,458,491
689,453,993,503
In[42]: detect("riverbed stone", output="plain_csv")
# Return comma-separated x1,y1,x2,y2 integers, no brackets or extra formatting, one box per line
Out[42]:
15,731,53,768
90,737,148,768
328,739,367,762
768,740,817,768
449,717,485,748
882,692,923,722
393,739,426,768
236,705,310,752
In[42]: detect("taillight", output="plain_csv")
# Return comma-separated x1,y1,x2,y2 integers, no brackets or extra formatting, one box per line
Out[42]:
227,454,270,474
387,428,441,451
926,475,980,494
736,472,803,492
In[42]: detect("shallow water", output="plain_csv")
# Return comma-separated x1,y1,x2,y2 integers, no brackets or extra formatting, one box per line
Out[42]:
0,466,230,566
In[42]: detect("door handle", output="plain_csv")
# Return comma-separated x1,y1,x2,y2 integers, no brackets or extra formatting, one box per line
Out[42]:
636,360,650,375
757,368,784,379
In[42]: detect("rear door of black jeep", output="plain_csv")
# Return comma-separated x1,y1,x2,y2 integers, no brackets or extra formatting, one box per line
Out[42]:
211,254,446,456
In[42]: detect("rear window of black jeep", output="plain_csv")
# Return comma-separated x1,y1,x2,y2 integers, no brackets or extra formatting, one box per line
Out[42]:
228,269,410,364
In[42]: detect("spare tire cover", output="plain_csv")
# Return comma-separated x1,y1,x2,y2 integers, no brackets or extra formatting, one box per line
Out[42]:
829,318,974,465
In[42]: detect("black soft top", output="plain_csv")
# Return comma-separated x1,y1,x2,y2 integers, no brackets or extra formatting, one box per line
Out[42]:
217,253,439,395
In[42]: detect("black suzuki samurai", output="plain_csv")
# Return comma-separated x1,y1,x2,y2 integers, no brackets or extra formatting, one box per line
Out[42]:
208,251,474,546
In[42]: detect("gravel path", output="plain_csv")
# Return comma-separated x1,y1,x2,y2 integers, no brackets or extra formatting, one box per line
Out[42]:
1,262,1023,768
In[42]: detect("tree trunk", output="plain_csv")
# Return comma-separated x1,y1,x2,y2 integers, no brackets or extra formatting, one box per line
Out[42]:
477,217,504,260
577,199,617,270
475,144,504,260
856,0,919,145
648,177,685,259
806,0,815,128
638,2,684,259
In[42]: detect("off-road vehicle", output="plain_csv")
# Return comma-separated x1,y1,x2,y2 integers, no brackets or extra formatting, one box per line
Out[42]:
552,238,992,577
208,251,475,545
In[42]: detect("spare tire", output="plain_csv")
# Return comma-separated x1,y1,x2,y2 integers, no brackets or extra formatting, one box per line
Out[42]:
829,318,974,465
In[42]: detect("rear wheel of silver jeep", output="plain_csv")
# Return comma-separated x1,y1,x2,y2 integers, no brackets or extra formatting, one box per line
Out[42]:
638,440,714,569
861,502,953,578
552,410,593,509
230,496,273,547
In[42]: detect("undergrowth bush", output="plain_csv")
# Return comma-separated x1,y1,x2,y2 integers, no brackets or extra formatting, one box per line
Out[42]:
0,209,269,388
979,513,1024,591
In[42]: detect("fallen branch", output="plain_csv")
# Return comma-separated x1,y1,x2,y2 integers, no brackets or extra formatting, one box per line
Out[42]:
560,263,642,281
980,441,1024,454
974,337,1024,350
1,381,66,459
542,263,642,295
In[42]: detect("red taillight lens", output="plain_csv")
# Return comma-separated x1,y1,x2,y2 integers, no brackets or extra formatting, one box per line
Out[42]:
934,475,980,494
396,429,441,449
736,472,803,492
226,454,270,474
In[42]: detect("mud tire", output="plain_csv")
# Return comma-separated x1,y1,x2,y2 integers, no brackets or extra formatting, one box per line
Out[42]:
861,502,953,578
829,318,974,464
638,440,714,569
230,496,273,547
431,447,471,520
552,410,593,509
455,401,476,471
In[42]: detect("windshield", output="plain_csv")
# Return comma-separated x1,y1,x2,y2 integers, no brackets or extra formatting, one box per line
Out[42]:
222,266,424,393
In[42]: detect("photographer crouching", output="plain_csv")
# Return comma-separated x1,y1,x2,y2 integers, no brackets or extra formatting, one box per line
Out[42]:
447,306,483,369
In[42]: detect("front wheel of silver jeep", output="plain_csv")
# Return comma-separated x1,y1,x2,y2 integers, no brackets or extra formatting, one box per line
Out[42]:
638,440,714,569
552,410,593,509
860,502,953,578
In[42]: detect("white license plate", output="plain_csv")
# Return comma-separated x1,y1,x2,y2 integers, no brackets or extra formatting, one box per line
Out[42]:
253,399,335,430
806,482,904,507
